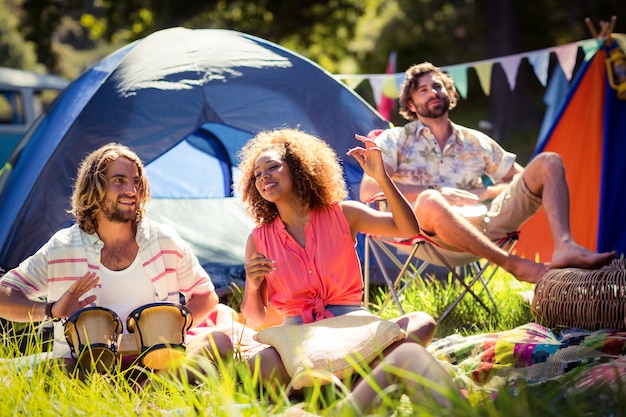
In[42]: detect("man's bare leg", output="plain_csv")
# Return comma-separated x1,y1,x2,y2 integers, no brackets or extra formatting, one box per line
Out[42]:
521,152,615,269
415,192,550,283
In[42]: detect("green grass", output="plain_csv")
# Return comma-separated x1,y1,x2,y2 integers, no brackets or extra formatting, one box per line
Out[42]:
369,266,539,338
0,270,624,416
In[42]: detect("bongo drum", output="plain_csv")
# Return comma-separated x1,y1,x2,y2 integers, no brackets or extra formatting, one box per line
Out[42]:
126,302,193,370
64,306,123,373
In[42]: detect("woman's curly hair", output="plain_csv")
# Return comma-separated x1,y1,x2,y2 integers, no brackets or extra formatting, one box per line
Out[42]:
399,62,459,121
70,143,151,234
237,128,348,226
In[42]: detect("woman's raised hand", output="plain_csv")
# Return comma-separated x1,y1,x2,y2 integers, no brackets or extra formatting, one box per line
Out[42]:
347,134,386,181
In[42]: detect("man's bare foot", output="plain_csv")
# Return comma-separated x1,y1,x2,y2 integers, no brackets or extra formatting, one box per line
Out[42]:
508,257,551,284
552,244,616,270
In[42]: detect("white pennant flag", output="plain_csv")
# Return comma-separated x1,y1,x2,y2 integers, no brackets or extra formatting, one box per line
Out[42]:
369,75,385,107
553,43,579,81
500,55,523,90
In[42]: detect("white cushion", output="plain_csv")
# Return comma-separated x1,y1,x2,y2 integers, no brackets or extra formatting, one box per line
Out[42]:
253,311,406,389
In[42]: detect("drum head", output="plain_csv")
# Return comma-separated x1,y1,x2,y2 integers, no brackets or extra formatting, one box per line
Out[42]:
126,302,193,370
65,307,122,348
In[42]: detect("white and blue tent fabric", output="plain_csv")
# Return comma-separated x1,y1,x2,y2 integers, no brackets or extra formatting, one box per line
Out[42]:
0,27,388,293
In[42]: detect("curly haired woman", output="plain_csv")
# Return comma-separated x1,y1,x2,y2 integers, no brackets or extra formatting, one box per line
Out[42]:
237,128,458,415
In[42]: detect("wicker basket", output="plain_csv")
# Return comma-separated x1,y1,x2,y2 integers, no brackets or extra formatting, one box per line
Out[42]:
531,259,626,331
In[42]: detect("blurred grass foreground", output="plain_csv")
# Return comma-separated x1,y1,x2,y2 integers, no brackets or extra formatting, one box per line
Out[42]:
1,268,626,416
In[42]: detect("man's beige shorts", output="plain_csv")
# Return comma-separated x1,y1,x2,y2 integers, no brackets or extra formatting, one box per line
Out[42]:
480,173,542,240
375,176,542,263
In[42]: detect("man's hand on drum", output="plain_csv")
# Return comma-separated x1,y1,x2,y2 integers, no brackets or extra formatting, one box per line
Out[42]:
52,272,99,319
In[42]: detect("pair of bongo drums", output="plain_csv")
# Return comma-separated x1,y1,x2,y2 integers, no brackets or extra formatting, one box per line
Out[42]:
64,302,192,373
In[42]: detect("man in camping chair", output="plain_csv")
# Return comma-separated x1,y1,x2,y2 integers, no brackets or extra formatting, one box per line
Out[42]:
360,62,615,284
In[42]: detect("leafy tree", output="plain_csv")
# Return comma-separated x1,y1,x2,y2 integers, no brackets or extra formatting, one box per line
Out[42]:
11,0,626,161
102,0,365,72
17,0,625,75
0,0,39,70
19,0,87,72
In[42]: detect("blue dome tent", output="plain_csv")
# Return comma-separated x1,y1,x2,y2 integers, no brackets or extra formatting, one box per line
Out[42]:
0,28,388,293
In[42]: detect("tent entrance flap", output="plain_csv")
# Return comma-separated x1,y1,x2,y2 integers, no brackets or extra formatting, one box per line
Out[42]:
146,124,253,198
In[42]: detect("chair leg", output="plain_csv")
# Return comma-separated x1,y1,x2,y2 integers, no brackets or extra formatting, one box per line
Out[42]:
434,254,494,324
477,262,499,311
364,233,518,325
363,234,371,309
394,260,429,300
371,239,431,314
364,235,410,313
368,240,406,314
437,275,489,324
435,236,518,324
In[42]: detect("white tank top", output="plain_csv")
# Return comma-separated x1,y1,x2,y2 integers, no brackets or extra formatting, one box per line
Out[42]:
99,255,156,333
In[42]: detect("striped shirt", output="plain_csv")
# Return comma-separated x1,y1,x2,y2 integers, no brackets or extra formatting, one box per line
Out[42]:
0,218,214,358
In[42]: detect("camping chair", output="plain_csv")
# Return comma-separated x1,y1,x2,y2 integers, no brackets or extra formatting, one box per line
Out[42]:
362,194,519,324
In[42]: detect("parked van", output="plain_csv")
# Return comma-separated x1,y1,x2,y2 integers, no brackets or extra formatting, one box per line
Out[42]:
0,67,69,169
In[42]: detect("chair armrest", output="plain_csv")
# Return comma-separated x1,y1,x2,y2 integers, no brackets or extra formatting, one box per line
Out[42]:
365,192,386,203
366,192,388,211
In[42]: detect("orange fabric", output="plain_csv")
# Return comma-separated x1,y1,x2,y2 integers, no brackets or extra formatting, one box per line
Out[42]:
237,305,285,329
516,51,606,262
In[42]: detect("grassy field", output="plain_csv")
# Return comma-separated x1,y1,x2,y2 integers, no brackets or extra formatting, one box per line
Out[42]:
0,268,624,416
367,265,538,338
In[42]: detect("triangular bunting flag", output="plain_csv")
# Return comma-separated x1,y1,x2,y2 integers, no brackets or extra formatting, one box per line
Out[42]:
369,75,385,107
334,38,600,104
527,50,550,86
499,55,522,90
580,38,601,61
445,65,469,99
341,77,365,90
382,76,399,98
474,62,493,96
393,73,405,94
553,43,579,81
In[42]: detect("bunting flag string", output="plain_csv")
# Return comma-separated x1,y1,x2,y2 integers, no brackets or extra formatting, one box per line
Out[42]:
336,38,603,107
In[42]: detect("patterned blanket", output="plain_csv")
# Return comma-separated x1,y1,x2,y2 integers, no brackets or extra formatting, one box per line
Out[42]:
427,323,626,402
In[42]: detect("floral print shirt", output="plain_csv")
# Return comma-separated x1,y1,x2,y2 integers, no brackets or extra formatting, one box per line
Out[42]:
375,120,516,190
